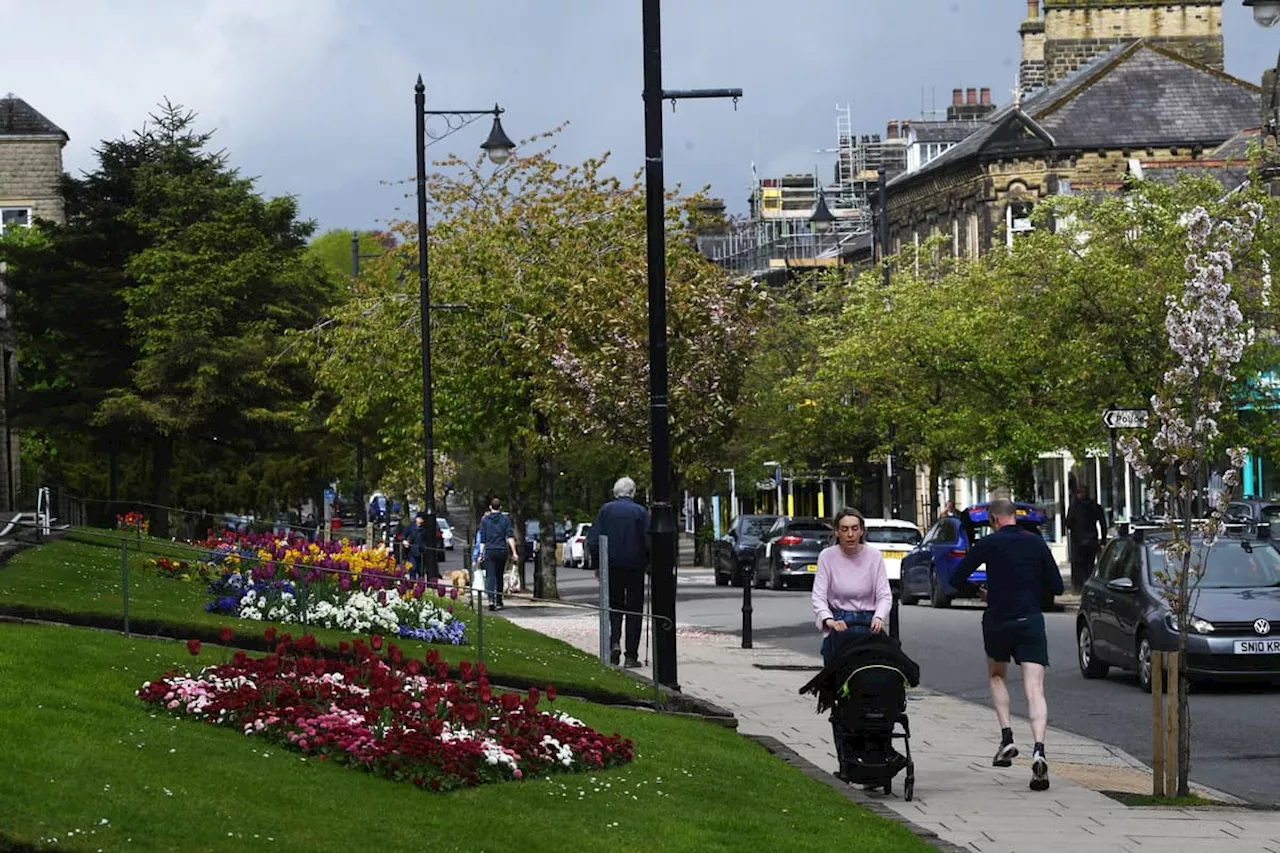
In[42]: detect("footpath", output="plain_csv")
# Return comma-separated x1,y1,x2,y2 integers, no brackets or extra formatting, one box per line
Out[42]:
500,538,1280,853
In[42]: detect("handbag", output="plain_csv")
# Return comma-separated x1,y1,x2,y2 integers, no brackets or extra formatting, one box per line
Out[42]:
504,565,520,594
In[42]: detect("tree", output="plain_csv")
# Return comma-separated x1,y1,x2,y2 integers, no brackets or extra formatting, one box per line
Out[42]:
1,101,339,532
307,132,766,595
1118,190,1274,797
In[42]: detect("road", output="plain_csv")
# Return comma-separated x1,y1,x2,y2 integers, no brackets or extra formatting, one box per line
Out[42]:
545,561,1280,806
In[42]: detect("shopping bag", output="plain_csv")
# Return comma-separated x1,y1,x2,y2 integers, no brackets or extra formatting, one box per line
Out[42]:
504,565,520,594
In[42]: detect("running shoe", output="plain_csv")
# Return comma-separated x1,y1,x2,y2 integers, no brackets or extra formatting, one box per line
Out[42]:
1030,750,1050,791
992,741,1019,767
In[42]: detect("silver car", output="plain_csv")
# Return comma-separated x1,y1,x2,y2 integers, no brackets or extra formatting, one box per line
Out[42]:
1077,530,1280,690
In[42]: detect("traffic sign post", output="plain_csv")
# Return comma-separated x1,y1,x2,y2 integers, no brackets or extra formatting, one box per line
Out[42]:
1101,407,1150,527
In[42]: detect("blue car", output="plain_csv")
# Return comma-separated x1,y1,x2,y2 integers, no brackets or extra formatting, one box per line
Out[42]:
900,502,1049,609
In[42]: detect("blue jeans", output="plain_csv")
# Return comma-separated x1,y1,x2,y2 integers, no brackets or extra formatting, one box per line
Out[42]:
820,609,874,665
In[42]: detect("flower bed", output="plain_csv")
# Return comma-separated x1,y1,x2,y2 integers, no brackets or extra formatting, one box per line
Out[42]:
138,633,633,790
204,573,468,645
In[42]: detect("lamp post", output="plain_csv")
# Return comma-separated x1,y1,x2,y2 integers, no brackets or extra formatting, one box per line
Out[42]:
414,76,515,582
1243,0,1280,27
642,0,742,689
810,187,835,246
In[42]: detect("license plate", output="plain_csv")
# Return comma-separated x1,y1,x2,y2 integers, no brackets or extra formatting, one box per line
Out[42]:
1234,639,1280,654
807,564,818,572
882,551,906,560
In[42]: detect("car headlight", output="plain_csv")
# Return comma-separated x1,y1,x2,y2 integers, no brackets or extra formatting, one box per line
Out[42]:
1166,613,1215,634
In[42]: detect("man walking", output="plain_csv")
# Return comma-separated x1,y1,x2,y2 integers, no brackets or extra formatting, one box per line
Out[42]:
477,497,518,611
952,498,1064,792
1066,487,1106,592
587,477,649,668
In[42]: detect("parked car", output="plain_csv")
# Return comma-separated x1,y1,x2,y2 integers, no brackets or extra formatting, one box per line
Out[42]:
436,517,454,550
563,522,592,568
901,502,1050,608
752,516,834,591
524,520,568,563
711,514,779,587
1224,498,1280,537
863,518,923,595
1077,527,1280,690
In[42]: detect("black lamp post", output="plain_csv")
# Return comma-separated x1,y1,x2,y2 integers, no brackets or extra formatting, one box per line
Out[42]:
810,188,835,234
642,0,741,689
1243,0,1280,27
414,76,515,581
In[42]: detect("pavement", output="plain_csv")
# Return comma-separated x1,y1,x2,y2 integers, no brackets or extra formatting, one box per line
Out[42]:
496,534,1280,853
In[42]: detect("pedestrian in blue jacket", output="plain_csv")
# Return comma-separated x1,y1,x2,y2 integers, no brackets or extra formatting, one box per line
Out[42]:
587,477,649,667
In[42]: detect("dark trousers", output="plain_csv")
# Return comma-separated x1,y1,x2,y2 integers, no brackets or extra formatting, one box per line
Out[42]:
483,552,508,607
609,566,645,659
1070,540,1099,591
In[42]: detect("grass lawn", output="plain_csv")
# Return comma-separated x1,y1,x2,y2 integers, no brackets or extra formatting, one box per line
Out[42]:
0,534,651,701
0,622,934,853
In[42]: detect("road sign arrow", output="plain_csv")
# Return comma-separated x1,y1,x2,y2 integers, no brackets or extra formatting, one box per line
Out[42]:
1102,408,1150,430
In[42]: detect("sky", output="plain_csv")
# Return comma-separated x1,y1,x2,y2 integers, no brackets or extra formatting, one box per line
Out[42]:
2,1,1276,235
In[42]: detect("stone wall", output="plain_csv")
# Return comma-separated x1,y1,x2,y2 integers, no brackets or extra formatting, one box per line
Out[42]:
1042,1,1223,84
0,138,66,223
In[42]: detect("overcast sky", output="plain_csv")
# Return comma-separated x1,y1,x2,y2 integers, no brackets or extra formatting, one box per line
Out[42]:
2,1,1275,234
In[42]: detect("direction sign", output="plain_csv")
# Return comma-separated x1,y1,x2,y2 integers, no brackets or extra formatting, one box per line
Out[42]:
1102,408,1149,429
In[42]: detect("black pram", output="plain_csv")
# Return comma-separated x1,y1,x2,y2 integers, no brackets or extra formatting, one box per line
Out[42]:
799,632,920,800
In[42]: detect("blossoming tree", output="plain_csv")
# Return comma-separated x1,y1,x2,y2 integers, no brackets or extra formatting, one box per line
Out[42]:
1119,196,1272,797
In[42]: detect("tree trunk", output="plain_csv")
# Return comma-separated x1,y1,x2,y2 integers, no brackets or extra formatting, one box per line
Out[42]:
150,435,173,539
536,413,558,599
508,436,528,591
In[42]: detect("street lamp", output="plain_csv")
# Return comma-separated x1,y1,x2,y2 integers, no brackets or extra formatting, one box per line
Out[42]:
414,76,515,582
1244,0,1280,27
810,188,835,235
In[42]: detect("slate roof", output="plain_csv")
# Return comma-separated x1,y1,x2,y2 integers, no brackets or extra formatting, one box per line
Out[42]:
0,96,68,139
909,120,985,144
890,41,1260,190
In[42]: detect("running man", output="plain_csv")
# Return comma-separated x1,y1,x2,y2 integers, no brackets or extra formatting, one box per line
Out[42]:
952,498,1064,791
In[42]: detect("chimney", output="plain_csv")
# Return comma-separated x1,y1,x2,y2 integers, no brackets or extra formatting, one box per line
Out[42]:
901,120,911,137
952,88,963,106
980,88,991,106
966,88,978,105
1026,0,1039,19
886,120,899,139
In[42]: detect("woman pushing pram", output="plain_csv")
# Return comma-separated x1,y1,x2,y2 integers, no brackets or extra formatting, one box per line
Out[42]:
802,507,921,799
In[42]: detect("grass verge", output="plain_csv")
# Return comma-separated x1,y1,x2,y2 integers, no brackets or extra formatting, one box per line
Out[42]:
0,535,652,702
1102,791,1227,808
0,622,934,853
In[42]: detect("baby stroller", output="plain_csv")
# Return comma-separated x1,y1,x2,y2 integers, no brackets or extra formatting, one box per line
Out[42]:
799,632,920,801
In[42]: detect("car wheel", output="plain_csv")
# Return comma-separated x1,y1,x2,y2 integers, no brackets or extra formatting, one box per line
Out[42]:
714,570,729,587
900,584,919,606
1078,621,1109,679
753,560,767,589
1137,633,1153,693
769,560,784,591
929,568,951,608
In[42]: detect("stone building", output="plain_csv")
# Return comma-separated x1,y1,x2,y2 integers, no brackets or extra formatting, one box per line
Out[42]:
0,96,69,511
885,33,1258,258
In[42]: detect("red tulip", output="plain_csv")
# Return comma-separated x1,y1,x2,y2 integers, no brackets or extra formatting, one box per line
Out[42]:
546,685,557,702
264,627,277,644
219,626,233,644
370,634,384,652
186,638,201,656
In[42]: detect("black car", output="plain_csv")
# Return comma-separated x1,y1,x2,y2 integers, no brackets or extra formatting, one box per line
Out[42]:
524,520,568,563
711,514,779,587
1077,527,1280,690
752,516,834,591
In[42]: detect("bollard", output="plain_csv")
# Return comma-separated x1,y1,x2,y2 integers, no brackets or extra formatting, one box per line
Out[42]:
889,592,900,641
598,536,610,664
741,567,754,649
121,538,131,637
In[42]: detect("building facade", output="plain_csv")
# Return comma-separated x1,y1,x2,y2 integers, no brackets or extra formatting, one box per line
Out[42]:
0,97,68,511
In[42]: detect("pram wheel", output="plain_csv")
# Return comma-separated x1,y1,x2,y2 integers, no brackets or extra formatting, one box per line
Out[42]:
904,776,914,801
882,780,892,795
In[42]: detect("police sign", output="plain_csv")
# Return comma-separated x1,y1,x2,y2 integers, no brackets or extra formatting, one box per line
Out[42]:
1102,408,1149,429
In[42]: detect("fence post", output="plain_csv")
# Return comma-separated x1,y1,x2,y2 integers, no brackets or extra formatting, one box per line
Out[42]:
1151,649,1165,796
476,587,485,664
121,538,131,637
598,536,610,664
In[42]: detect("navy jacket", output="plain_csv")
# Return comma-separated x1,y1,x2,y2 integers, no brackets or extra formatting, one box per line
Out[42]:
587,497,649,570
952,524,1064,622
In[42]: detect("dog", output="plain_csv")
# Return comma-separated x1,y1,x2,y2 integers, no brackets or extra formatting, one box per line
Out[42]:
446,568,470,590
